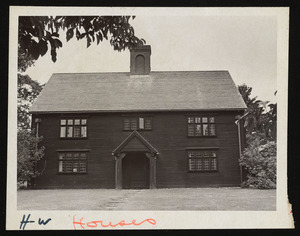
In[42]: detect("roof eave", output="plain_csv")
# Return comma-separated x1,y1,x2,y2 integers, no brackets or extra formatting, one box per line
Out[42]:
30,107,247,114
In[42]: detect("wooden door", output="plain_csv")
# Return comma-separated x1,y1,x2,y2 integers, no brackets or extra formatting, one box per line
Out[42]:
122,152,150,189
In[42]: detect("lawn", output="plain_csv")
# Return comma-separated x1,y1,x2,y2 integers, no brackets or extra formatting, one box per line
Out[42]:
17,187,276,211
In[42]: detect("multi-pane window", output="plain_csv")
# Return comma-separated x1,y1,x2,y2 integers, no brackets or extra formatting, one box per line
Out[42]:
58,152,87,173
188,150,217,172
187,116,216,136
60,119,87,138
123,117,152,131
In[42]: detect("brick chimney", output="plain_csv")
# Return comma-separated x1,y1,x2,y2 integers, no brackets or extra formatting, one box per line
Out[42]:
130,45,151,75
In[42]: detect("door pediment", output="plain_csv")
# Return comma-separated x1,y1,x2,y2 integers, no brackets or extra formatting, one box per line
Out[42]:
112,130,158,156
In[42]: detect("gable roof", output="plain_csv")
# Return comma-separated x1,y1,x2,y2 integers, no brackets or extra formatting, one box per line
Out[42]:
112,130,159,155
30,70,246,113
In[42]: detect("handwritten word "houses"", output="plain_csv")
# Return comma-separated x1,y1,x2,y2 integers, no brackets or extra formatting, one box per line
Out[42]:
73,216,156,230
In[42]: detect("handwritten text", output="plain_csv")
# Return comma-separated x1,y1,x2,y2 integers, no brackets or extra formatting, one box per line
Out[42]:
20,214,51,230
73,215,156,230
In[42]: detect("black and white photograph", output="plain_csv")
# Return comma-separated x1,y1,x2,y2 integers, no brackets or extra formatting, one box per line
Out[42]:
7,6,292,230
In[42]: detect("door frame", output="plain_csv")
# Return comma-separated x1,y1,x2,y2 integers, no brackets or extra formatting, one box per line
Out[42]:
113,151,157,189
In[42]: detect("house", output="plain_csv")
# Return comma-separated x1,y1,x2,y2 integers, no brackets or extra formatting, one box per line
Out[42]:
30,45,247,189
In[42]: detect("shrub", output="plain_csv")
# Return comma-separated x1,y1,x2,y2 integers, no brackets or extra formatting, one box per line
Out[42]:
239,133,276,189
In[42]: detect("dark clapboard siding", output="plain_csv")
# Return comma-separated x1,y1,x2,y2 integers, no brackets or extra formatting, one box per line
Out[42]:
33,110,243,189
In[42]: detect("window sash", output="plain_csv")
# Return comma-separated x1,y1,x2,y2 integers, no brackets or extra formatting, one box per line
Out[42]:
187,116,216,136
60,119,87,138
58,152,88,173
123,117,152,131
188,150,217,171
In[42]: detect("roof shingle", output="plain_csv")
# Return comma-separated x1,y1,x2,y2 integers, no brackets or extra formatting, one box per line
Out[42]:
30,71,246,113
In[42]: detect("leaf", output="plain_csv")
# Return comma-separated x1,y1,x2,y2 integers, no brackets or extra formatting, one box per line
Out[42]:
51,49,57,62
76,28,80,40
66,28,74,42
38,40,48,56
87,35,91,48
29,41,40,60
54,39,63,48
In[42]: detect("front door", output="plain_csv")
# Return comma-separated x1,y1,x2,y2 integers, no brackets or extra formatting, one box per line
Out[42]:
122,152,150,189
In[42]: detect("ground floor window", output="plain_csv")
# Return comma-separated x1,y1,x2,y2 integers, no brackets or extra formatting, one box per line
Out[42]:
188,150,217,172
58,152,87,173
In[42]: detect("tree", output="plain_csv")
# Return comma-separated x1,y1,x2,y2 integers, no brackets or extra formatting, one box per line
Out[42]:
18,16,145,71
238,84,277,189
17,129,45,186
18,74,43,129
238,84,277,140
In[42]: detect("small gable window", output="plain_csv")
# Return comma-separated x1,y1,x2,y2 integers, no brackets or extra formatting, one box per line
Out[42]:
60,118,87,138
123,117,152,131
58,151,88,174
187,116,216,136
188,150,218,172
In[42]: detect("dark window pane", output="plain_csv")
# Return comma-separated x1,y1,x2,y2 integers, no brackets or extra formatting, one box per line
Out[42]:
188,152,195,158
195,117,201,123
189,159,196,171
211,158,217,170
81,126,87,137
131,119,137,130
204,159,210,170
203,124,209,135
209,124,216,135
188,117,194,123
66,153,72,160
188,124,195,136
195,151,202,158
58,153,65,160
195,124,202,136
65,162,72,172
80,162,87,172
67,127,73,137
80,153,87,159
74,126,80,138
196,159,203,171
145,118,152,130
123,119,130,130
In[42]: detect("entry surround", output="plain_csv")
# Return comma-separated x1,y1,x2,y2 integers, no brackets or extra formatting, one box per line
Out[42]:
112,131,159,189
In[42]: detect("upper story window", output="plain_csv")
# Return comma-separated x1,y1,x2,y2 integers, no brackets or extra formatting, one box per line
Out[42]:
123,117,152,131
60,118,87,138
187,116,216,136
188,150,218,172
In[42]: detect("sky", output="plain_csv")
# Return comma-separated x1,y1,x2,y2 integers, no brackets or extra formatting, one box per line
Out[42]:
25,15,278,103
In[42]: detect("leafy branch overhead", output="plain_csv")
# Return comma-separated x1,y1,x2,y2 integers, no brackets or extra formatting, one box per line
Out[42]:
18,16,146,68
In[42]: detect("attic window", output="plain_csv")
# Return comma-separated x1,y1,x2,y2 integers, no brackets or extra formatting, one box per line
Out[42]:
60,118,87,138
187,116,216,136
123,117,152,131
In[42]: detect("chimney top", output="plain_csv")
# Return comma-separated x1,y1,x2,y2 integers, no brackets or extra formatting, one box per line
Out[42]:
130,45,151,75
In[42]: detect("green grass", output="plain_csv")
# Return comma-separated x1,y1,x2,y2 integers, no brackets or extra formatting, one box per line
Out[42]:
17,187,276,211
